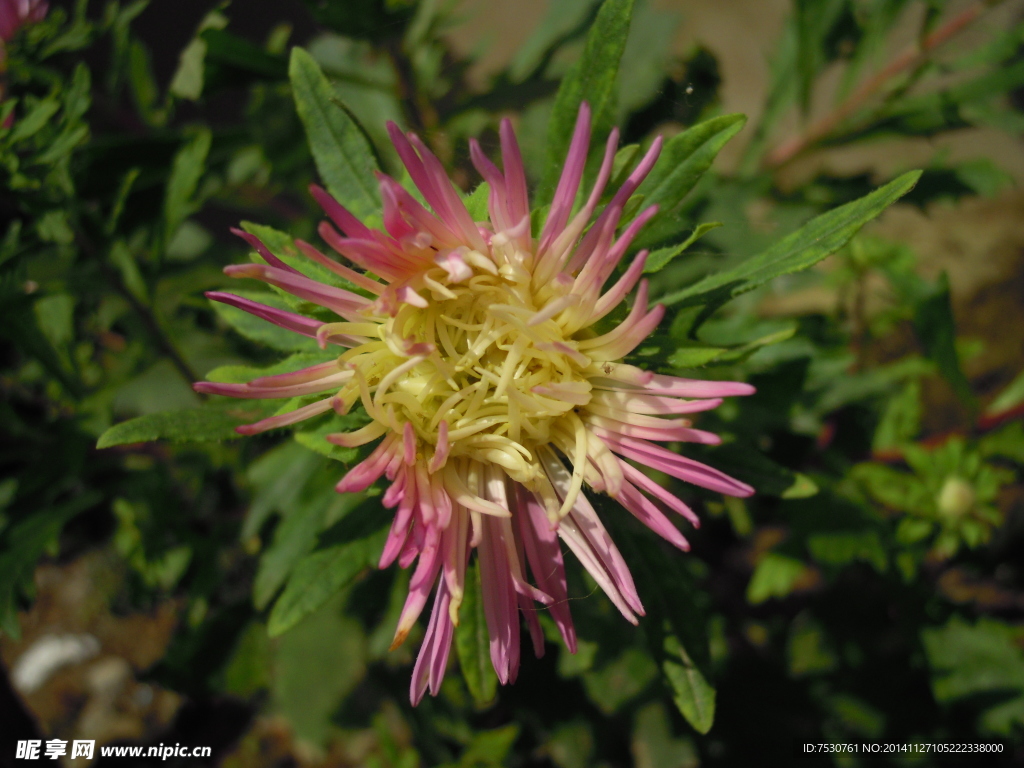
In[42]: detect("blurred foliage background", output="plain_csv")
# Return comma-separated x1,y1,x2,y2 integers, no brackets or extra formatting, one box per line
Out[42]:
1,0,1024,765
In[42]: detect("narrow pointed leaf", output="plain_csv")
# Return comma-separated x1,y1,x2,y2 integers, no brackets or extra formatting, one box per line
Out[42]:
659,171,921,312
96,402,275,447
267,503,388,636
539,0,635,204
290,47,381,222
633,115,746,250
456,559,499,706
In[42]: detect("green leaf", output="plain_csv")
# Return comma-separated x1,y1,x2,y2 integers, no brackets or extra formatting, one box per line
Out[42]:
290,47,381,222
539,0,635,205
509,0,600,81
643,222,722,274
661,634,717,735
163,128,212,242
793,0,847,113
913,272,976,408
33,294,75,352
605,512,715,733
922,616,1024,736
294,412,371,464
96,402,275,448
463,182,490,222
633,115,746,249
873,380,922,452
0,492,102,638
664,326,797,370
582,647,658,714
201,28,288,79
747,553,807,604
254,488,334,610
109,240,148,302
659,171,921,320
267,503,388,637
8,98,59,143
455,724,521,767
807,530,887,571
0,299,82,397
169,10,229,100
33,124,90,166
456,558,498,706
244,442,323,541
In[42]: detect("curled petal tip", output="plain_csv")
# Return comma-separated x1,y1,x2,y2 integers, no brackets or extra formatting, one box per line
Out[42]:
389,627,410,651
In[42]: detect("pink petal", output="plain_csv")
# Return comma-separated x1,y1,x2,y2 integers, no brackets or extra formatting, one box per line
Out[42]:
205,291,321,339
596,429,754,497
234,397,334,435
515,486,576,653
618,460,700,527
231,228,300,275
616,481,690,551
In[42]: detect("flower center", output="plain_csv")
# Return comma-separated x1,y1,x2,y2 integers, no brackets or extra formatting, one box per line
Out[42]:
355,256,593,485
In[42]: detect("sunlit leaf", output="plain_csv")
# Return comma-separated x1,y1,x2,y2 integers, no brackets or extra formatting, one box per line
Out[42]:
96,402,275,447
660,171,921,319
290,47,381,222
539,0,634,204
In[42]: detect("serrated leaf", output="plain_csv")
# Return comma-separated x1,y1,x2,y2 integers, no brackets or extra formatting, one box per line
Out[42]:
254,489,333,611
290,47,380,222
539,0,634,205
96,402,274,447
660,171,921,318
643,222,722,274
267,503,388,636
294,412,371,464
667,326,796,370
463,182,490,222
456,558,498,706
633,115,746,249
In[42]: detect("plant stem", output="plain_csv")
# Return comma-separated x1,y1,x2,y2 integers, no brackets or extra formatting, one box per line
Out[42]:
764,0,998,170
78,232,202,387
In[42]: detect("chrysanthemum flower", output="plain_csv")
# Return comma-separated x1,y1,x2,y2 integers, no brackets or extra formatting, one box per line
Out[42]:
196,104,755,704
